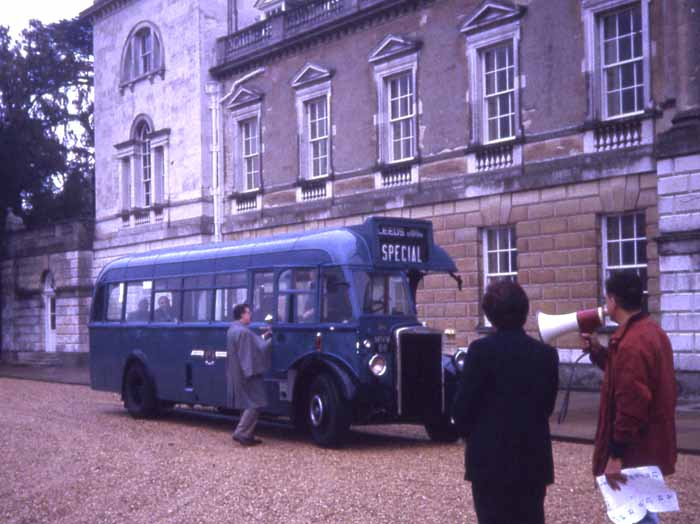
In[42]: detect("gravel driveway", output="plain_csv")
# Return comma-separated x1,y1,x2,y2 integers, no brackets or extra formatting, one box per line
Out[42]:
1,378,697,524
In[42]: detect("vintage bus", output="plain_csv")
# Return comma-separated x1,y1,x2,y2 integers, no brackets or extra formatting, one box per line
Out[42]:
89,217,465,446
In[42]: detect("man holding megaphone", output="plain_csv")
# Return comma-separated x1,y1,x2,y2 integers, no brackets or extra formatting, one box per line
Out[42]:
582,272,677,524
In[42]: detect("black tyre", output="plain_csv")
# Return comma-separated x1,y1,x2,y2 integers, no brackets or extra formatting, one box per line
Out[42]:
424,416,460,443
307,374,350,447
123,362,159,419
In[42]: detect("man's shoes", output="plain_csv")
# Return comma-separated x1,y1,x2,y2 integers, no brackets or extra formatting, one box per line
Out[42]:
232,434,262,446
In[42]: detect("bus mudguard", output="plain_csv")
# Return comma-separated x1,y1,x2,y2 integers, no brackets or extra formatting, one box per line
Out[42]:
121,350,158,398
291,353,358,402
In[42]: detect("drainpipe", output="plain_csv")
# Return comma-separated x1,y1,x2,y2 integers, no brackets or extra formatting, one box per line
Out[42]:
206,82,223,242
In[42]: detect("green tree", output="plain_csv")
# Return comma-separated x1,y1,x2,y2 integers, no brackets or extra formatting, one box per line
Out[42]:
0,16,94,228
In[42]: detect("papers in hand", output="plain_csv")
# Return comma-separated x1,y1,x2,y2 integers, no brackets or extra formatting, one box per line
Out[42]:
596,466,679,524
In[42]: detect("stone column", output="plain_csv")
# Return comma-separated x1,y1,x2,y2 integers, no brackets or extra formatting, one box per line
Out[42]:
655,0,700,394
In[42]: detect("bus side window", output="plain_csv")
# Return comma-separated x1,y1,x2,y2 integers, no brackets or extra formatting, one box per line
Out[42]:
92,285,106,321
105,283,124,322
321,268,353,323
277,269,317,323
182,276,213,322
154,278,181,322
252,271,274,322
125,281,153,322
214,272,248,322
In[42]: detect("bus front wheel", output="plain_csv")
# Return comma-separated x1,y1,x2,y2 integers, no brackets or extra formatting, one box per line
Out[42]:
123,362,159,419
307,374,350,447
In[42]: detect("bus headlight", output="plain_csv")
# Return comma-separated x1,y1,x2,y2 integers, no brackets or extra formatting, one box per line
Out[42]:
368,354,387,376
452,348,468,372
362,339,373,350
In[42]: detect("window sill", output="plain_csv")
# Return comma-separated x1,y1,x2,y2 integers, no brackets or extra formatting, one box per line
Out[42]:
119,69,166,93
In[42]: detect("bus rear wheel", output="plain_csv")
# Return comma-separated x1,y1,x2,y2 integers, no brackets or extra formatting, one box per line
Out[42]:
123,362,159,419
307,374,350,448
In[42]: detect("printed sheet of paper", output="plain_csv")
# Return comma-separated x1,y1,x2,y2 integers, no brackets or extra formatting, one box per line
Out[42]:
596,465,679,524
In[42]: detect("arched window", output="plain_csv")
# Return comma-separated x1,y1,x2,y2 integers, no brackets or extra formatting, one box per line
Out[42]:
136,121,152,207
121,22,164,85
115,115,169,225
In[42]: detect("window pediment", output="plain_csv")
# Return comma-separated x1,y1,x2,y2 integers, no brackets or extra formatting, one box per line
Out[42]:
368,35,421,64
460,1,525,35
291,63,332,89
225,86,264,111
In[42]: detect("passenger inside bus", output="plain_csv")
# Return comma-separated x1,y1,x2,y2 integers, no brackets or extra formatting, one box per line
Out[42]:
322,273,353,323
154,295,175,322
127,298,150,321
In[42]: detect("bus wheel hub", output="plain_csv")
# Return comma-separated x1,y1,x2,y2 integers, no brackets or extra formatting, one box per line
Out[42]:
310,394,325,427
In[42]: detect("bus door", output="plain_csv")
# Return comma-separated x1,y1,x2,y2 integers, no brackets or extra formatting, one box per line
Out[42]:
265,268,319,409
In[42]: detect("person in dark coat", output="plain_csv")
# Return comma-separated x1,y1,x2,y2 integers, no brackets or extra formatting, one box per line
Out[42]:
227,303,272,446
582,271,676,524
451,279,559,524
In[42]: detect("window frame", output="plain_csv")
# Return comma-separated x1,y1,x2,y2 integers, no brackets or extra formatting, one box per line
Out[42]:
230,102,263,193
120,22,165,88
465,21,522,146
601,212,648,301
481,226,518,324
372,52,419,165
582,0,651,122
294,79,332,181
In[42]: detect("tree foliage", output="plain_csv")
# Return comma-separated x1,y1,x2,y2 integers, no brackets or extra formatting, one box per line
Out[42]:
0,17,94,228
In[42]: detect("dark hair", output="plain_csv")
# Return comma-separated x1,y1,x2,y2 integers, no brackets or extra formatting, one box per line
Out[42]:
233,303,251,320
605,271,643,311
482,279,529,330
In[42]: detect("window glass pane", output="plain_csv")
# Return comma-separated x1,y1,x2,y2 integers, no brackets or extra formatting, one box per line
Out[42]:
294,269,317,291
636,213,646,237
604,41,617,64
215,272,247,288
295,293,316,323
182,289,212,322
252,272,274,322
155,278,181,291
497,69,508,92
619,10,631,35
278,269,292,292
604,15,617,39
621,63,635,88
619,36,632,61
215,287,247,322
485,72,495,95
499,252,510,273
607,216,620,240
621,240,636,264
637,240,647,264
510,250,518,272
126,281,153,322
154,291,179,322
621,214,635,238
488,252,498,272
607,243,620,267
321,267,353,323
106,283,124,321
487,230,497,250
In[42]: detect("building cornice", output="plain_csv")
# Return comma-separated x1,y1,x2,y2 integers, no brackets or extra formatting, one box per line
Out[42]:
211,0,434,78
80,0,135,24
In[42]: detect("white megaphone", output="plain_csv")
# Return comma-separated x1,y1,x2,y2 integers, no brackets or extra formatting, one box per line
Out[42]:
537,307,606,344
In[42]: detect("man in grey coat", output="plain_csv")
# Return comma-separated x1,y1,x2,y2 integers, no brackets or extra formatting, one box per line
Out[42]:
227,303,272,446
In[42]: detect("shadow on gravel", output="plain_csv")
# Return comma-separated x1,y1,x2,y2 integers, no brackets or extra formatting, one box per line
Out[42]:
106,405,440,449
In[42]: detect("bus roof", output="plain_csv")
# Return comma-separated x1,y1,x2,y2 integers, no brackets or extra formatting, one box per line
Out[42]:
97,217,457,283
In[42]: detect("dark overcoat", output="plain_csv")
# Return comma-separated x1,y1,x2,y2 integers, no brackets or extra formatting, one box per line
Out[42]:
226,321,272,410
451,328,559,487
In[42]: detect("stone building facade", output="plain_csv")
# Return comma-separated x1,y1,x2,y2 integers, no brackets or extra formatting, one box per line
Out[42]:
1,221,93,365
5,0,698,391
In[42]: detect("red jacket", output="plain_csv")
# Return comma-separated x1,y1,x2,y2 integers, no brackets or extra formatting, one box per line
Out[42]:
590,313,677,476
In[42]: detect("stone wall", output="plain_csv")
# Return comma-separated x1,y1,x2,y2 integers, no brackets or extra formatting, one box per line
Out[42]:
1,221,94,356
657,153,700,383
